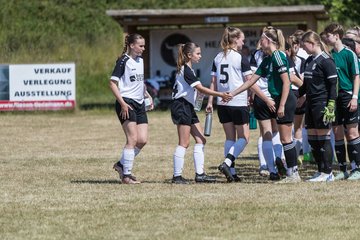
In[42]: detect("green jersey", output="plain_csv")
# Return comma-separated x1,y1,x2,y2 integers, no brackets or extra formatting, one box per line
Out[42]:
255,50,290,97
331,47,359,92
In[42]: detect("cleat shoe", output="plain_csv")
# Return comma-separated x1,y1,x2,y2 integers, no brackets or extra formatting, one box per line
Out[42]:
334,171,349,181
113,162,124,180
259,169,270,177
276,172,301,184
269,172,280,181
195,173,216,183
307,172,334,182
307,172,321,181
347,169,360,180
122,175,141,184
218,162,234,182
172,175,189,184
232,174,242,182
275,157,287,176
113,162,137,181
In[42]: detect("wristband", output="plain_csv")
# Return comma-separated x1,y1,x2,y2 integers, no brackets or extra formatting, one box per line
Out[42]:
352,95,358,99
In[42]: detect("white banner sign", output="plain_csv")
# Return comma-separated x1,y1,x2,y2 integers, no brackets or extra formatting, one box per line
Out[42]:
0,63,76,111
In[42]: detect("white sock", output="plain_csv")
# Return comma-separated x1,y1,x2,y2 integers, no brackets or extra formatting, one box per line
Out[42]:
122,148,135,175
119,146,141,165
272,132,284,159
294,138,302,156
193,143,205,175
224,140,235,157
173,145,186,177
257,136,267,169
302,127,311,154
262,140,276,173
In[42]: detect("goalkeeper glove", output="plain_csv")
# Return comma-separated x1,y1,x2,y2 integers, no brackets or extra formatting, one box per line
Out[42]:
323,100,335,125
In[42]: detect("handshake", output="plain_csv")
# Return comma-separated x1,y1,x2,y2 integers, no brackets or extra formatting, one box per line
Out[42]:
221,92,233,103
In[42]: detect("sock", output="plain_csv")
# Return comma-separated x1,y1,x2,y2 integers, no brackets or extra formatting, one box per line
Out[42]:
294,137,303,156
230,161,236,175
193,143,205,175
122,148,135,175
173,145,186,177
224,138,247,167
224,140,235,157
134,147,141,157
347,137,360,169
318,135,333,174
335,139,347,172
272,132,284,159
283,141,297,175
351,161,356,170
302,127,311,154
257,136,267,170
308,135,322,172
119,146,141,165
262,140,276,173
330,130,336,162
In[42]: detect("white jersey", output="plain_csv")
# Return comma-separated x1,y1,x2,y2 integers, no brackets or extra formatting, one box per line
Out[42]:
297,47,310,60
291,55,305,90
250,50,271,97
172,64,201,106
211,49,252,106
110,54,145,104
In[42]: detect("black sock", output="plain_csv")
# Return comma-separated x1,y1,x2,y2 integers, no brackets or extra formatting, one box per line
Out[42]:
308,135,323,172
283,141,297,168
335,139,347,172
347,137,360,169
318,135,333,174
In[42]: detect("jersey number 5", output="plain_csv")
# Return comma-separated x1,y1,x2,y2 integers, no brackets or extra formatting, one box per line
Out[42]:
220,64,229,84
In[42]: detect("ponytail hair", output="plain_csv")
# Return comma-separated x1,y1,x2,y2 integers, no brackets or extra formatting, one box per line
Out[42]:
262,26,285,51
176,42,199,73
220,26,243,57
301,30,330,56
121,33,144,56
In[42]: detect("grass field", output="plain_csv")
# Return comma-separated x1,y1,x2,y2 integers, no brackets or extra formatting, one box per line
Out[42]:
1,109,360,240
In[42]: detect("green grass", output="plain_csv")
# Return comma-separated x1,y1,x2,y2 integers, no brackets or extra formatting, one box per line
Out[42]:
1,110,360,240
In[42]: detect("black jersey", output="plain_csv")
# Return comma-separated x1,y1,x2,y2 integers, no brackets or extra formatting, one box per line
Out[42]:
299,52,337,102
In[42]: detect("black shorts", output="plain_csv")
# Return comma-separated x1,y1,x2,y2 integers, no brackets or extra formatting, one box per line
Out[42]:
334,90,359,126
217,105,249,125
273,90,296,125
115,98,148,125
293,89,306,115
305,100,331,129
171,98,199,126
253,95,276,120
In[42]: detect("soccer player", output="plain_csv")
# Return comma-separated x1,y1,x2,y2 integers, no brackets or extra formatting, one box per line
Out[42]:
344,27,360,139
110,33,153,184
286,34,307,159
230,26,300,183
250,42,286,180
298,30,338,182
205,27,253,182
324,23,360,180
170,42,232,184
